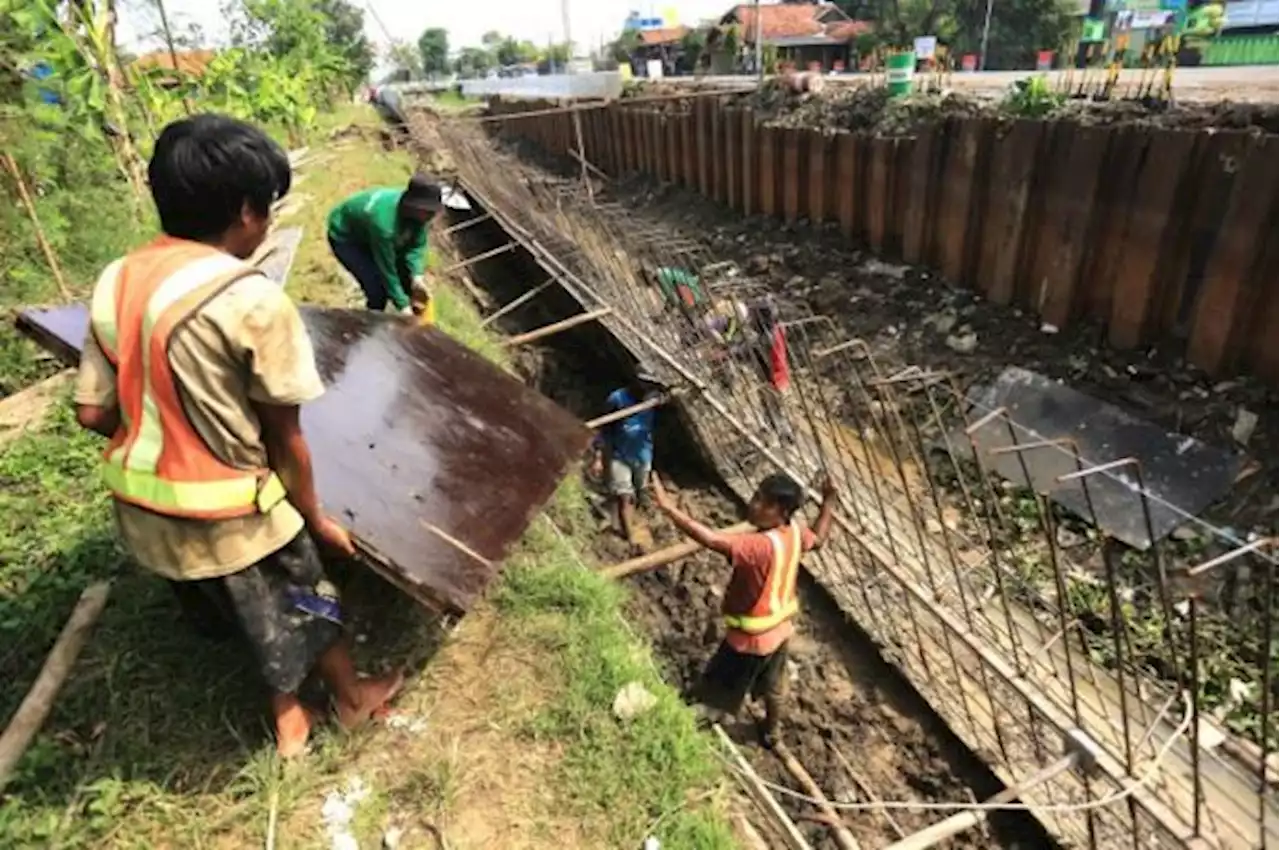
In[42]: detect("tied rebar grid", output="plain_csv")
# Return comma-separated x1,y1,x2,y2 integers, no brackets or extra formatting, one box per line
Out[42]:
421,108,1278,850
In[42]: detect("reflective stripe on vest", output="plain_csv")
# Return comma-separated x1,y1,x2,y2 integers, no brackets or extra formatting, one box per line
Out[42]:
724,521,803,634
89,238,289,520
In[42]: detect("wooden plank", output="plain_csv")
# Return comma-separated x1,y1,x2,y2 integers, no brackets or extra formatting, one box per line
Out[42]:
741,109,757,216
887,137,910,258
666,111,681,186
782,127,803,224
1106,131,1198,348
975,120,1042,305
1079,126,1148,322
726,107,741,210
935,120,984,286
683,107,697,187
608,106,623,175
619,109,633,174
1246,237,1278,381
836,133,857,239
1155,131,1251,336
808,130,830,224
697,98,711,195
654,113,669,181
710,99,725,203
1186,136,1277,374
901,125,938,265
866,137,892,252
1026,123,1108,327
760,124,779,218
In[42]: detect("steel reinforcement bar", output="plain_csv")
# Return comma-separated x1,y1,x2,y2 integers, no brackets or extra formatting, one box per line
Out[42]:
419,110,1278,850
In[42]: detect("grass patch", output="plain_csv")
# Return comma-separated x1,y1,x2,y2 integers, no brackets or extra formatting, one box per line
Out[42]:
0,106,733,849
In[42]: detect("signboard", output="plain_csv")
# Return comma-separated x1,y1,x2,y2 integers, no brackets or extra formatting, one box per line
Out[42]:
1116,8,1175,27
1080,18,1107,41
646,59,664,79
913,36,938,59
1224,0,1280,28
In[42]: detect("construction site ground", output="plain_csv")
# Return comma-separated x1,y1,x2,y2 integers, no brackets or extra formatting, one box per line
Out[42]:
0,111,741,849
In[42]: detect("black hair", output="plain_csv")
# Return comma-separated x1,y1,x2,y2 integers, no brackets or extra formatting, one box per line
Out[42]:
148,114,291,240
756,473,804,520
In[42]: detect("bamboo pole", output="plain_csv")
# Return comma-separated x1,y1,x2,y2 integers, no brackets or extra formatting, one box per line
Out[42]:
599,521,754,579
0,580,113,791
773,740,862,850
584,395,670,430
479,279,555,328
2,153,73,302
713,724,813,850
438,241,517,275
502,308,612,348
441,212,493,237
882,753,1078,850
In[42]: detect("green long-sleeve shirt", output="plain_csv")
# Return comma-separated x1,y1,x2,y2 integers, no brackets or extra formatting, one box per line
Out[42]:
326,188,428,310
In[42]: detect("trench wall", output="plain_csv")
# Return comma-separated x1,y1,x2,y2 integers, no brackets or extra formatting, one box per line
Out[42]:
487,96,1279,382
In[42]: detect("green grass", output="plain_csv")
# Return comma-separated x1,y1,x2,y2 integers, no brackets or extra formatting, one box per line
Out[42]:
1,106,734,849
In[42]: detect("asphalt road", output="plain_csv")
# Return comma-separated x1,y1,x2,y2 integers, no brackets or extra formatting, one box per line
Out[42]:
685,65,1280,103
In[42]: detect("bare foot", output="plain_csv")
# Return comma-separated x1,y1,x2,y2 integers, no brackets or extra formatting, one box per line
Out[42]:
275,700,312,759
336,671,405,730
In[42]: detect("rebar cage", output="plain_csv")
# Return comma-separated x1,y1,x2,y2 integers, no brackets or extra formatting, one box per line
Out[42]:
420,107,1278,850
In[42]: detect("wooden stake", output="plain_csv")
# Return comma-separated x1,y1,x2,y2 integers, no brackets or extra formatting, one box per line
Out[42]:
569,148,609,182
571,110,594,204
584,395,670,430
2,153,73,302
773,740,862,850
480,279,555,328
0,580,112,790
502,308,612,348
714,724,813,850
438,241,517,275
599,521,754,579
441,213,493,237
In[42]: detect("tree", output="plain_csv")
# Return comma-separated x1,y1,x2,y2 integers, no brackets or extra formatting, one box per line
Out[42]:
384,39,421,80
494,36,537,67
315,0,374,84
541,41,571,72
417,27,448,76
453,45,493,77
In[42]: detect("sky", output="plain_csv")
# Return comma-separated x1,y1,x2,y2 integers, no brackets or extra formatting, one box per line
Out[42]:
117,0,741,60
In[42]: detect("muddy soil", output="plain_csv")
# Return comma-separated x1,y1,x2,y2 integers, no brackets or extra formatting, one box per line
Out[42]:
601,175,1279,557
628,77,1280,134
444,207,1054,849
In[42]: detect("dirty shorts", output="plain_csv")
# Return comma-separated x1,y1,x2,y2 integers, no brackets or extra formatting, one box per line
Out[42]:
168,532,344,694
608,457,651,498
692,640,790,715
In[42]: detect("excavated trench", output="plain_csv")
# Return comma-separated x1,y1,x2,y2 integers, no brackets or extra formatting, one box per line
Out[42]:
442,200,1057,850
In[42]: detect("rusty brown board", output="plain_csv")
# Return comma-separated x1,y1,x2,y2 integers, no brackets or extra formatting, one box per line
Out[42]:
740,109,756,217
15,305,591,615
1186,135,1278,375
975,120,1042,306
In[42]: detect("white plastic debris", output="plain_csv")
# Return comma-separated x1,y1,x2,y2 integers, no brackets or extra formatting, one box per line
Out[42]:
383,825,405,849
1231,408,1258,446
322,776,371,850
642,837,662,850
385,712,429,734
612,681,658,721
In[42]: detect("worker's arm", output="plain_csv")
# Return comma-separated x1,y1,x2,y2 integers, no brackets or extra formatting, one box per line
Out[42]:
371,232,411,311
810,476,839,550
651,476,735,557
73,326,120,438
240,279,355,555
402,228,428,281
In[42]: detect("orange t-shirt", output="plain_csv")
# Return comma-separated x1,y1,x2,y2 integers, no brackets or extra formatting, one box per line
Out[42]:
723,525,816,656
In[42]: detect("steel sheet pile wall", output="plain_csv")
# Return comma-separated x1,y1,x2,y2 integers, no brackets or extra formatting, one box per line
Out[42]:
488,97,1279,382
429,110,1277,850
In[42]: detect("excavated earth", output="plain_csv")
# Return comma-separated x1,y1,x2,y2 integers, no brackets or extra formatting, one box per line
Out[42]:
446,215,1055,849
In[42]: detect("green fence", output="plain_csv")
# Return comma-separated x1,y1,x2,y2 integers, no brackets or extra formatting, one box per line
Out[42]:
1202,32,1280,65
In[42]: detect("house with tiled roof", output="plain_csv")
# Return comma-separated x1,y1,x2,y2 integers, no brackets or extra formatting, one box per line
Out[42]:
131,49,217,87
628,26,692,76
716,2,873,72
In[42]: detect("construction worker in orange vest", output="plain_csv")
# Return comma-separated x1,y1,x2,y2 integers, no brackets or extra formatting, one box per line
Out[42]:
73,114,403,758
650,472,838,748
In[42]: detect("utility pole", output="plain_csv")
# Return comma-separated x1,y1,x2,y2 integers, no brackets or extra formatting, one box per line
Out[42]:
753,0,764,81
978,0,994,71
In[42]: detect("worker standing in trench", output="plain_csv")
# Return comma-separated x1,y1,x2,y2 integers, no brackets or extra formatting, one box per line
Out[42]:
73,114,404,758
590,371,665,553
650,473,838,747
326,173,443,320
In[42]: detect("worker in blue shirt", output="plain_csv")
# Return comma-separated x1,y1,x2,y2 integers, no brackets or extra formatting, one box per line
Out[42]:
591,371,663,550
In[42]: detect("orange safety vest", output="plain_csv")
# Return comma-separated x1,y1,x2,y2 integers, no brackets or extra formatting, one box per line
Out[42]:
89,236,288,520
723,521,803,634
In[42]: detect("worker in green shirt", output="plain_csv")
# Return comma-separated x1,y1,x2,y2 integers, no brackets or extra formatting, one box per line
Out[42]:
326,174,443,316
